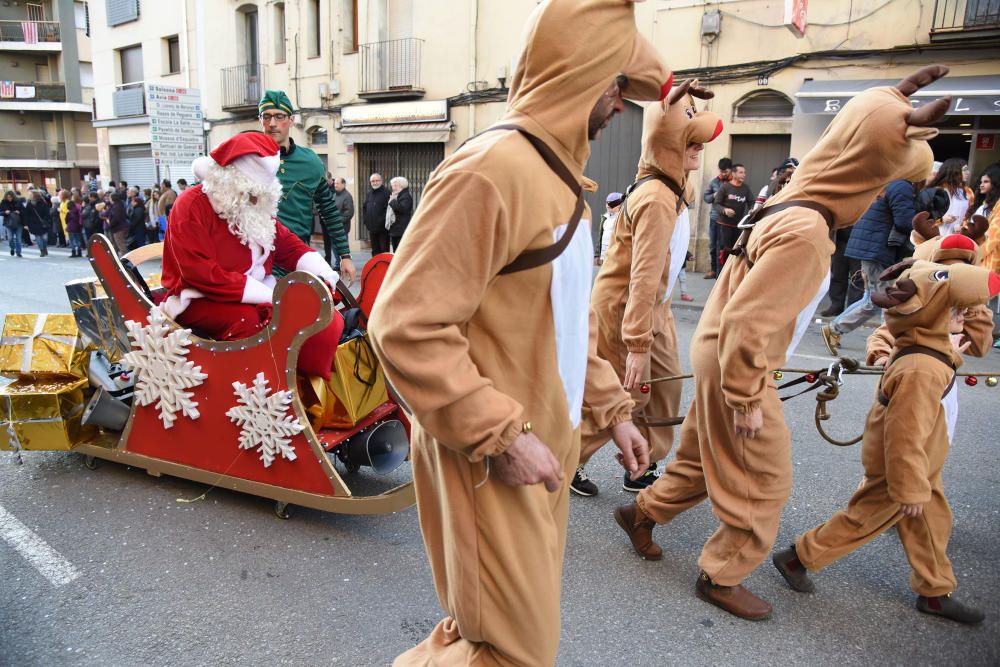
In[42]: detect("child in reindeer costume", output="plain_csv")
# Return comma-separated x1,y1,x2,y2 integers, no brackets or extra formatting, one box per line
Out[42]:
614,65,952,621
575,80,722,496
774,260,1000,625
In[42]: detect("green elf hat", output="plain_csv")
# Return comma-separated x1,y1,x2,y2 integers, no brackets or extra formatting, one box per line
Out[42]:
259,89,295,116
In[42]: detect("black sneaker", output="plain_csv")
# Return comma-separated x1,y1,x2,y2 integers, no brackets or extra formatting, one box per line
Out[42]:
570,466,598,497
623,463,659,492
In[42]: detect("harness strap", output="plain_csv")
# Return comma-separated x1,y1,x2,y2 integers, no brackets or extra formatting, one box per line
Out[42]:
731,200,836,270
623,174,686,226
877,345,957,406
471,123,585,276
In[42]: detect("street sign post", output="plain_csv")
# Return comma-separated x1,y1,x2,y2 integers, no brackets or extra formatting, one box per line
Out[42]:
146,84,204,184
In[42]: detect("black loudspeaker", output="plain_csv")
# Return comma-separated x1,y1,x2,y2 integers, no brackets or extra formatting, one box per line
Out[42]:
345,419,409,475
81,388,131,431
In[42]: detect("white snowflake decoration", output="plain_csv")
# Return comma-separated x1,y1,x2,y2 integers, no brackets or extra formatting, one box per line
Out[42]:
226,372,304,468
122,305,208,429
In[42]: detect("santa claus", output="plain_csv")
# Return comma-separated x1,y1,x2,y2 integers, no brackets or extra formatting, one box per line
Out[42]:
160,132,343,378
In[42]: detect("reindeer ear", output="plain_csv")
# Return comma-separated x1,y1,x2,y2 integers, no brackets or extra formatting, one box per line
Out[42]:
962,215,989,244
872,279,922,312
879,258,918,282
895,64,949,96
667,79,693,106
911,211,939,241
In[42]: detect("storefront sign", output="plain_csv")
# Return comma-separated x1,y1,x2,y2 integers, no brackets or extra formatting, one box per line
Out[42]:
147,84,204,178
784,0,808,37
799,94,1000,115
797,76,1000,115
977,134,996,151
341,100,448,127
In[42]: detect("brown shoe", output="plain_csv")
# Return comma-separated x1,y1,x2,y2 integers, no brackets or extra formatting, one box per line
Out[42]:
613,502,662,560
703,271,716,279
695,572,773,621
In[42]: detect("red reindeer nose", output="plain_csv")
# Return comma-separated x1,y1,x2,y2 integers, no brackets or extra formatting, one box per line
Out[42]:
710,119,724,142
658,72,674,101
989,272,1000,297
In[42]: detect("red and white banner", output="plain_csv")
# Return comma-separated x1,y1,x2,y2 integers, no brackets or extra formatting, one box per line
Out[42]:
0,81,14,98
21,21,38,44
784,0,808,37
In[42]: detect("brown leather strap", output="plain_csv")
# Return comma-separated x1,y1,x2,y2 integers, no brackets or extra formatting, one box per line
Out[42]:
731,199,836,270
877,344,957,406
472,124,585,276
634,415,685,428
623,174,686,228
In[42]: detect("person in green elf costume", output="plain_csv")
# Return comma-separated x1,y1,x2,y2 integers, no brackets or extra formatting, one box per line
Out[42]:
259,89,356,286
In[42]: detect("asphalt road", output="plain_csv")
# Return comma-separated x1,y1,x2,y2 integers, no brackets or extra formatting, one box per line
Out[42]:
1,244,999,666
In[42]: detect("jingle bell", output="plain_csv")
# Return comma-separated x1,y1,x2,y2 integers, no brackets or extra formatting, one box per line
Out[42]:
805,373,817,383
986,376,998,388
965,376,978,387
639,383,651,394
773,371,783,381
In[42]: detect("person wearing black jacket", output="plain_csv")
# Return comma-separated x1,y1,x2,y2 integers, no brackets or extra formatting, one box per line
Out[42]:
387,176,413,252
1,190,23,257
128,195,147,249
106,192,129,254
362,173,391,254
81,193,100,242
23,191,50,256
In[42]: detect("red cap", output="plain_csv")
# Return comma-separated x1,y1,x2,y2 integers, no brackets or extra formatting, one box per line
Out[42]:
989,272,1000,298
209,132,279,167
939,234,976,252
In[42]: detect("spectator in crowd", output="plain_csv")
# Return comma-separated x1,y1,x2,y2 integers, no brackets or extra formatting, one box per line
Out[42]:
2,190,23,257
117,181,128,196
363,172,391,254
128,194,148,250
598,191,624,264
24,191,49,257
81,192,100,244
157,179,178,220
65,193,84,258
821,225,863,317
51,189,66,247
386,176,413,252
752,158,798,212
712,163,753,268
822,179,917,354
106,191,129,255
107,180,117,191
701,157,731,278
971,163,1000,346
927,158,973,236
176,178,188,192
330,177,355,270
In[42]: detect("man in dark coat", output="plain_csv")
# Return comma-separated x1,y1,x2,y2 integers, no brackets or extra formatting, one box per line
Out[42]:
822,179,917,353
106,192,129,255
363,173,391,254
387,176,413,252
329,176,355,270
24,191,50,256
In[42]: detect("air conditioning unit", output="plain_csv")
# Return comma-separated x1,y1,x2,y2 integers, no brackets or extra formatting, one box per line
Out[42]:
701,10,721,38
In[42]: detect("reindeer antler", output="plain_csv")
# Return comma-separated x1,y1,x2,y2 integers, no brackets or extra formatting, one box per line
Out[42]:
667,79,693,105
911,211,940,241
895,64,951,127
962,214,990,244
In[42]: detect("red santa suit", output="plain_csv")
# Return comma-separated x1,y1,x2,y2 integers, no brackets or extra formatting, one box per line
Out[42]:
159,132,343,378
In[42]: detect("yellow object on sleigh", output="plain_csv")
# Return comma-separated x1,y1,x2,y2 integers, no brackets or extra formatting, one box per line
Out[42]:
306,333,388,429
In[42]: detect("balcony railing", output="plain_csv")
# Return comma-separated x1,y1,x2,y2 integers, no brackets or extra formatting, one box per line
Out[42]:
931,0,1000,40
221,63,265,112
0,20,60,44
113,82,146,117
0,81,66,102
0,140,67,161
358,38,425,100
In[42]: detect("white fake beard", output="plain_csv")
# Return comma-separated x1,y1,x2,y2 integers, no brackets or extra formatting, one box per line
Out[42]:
201,162,283,249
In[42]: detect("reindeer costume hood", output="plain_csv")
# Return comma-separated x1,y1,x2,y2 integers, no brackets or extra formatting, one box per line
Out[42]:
875,259,1000,366
770,67,951,229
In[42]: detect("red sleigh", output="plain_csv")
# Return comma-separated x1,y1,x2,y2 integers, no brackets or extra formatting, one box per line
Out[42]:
73,234,415,518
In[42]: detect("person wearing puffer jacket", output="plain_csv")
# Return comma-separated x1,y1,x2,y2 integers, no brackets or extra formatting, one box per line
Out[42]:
822,179,917,354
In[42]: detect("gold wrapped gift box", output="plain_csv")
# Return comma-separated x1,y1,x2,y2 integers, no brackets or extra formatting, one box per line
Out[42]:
65,278,130,362
0,375,97,451
0,314,91,378
302,335,388,429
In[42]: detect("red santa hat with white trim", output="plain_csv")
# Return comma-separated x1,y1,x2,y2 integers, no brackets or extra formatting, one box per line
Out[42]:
191,132,281,186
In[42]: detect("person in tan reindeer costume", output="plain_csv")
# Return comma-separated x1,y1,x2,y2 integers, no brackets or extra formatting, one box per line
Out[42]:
613,65,953,621
369,1,673,664
866,216,995,443
574,80,723,496
774,260,1000,624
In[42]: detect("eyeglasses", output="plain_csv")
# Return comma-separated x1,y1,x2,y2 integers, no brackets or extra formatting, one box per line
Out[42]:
260,112,290,123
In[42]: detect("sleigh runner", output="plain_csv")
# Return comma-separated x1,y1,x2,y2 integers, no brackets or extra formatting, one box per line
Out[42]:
1,234,414,517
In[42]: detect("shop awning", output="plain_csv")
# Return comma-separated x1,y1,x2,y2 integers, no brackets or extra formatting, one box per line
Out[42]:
339,121,454,144
796,75,1000,115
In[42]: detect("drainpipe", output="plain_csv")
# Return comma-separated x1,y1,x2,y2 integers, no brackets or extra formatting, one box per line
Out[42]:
467,0,479,145
182,0,191,88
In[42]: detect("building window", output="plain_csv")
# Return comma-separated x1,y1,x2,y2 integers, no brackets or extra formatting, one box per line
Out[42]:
118,44,143,85
74,2,90,35
273,3,286,63
307,0,320,57
733,91,794,121
308,127,328,146
244,8,259,68
106,0,140,27
343,0,358,53
166,36,181,74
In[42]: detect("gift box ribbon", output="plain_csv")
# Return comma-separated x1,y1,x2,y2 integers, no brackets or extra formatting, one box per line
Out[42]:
0,315,80,374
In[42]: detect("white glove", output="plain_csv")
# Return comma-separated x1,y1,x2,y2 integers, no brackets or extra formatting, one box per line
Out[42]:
296,251,340,289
